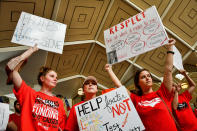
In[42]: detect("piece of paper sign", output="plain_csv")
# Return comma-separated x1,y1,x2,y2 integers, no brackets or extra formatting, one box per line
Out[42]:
104,6,168,64
0,103,9,130
11,12,67,54
173,46,184,70
75,86,145,131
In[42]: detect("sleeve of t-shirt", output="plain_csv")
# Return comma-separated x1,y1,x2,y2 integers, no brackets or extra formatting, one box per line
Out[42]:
13,80,34,106
65,105,78,131
157,83,173,102
180,90,192,102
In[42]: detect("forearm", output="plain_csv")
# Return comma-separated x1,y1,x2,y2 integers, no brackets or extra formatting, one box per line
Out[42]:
183,72,196,87
163,44,174,92
12,70,23,91
20,46,37,60
107,69,122,88
172,91,179,110
182,72,196,94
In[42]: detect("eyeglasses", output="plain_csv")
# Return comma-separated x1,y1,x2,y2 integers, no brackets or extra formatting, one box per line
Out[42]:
84,81,97,85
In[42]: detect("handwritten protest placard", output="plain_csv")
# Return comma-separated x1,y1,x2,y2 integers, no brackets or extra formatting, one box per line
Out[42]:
11,12,67,54
75,87,145,131
104,6,168,64
0,103,9,130
173,46,184,70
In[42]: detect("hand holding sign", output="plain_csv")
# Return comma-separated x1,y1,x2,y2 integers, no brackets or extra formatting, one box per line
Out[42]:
5,44,39,85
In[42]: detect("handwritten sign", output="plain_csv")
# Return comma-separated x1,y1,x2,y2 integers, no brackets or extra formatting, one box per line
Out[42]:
0,103,9,130
75,87,145,131
104,6,168,64
11,12,67,54
173,46,184,70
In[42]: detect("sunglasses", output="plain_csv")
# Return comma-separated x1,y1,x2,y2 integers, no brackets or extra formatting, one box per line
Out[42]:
84,81,97,85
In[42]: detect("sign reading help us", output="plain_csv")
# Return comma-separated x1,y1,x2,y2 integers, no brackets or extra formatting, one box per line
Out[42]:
104,6,168,64
75,86,145,131
11,12,67,54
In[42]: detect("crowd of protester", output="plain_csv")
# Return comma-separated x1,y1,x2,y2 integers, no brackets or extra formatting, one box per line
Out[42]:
1,38,196,131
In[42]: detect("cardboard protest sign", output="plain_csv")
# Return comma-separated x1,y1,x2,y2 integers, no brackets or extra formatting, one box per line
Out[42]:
104,6,168,64
0,103,9,130
173,46,184,70
11,12,67,54
75,87,145,131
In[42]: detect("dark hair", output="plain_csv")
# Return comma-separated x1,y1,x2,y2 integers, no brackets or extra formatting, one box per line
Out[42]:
134,69,152,96
37,66,54,86
14,100,18,109
0,96,10,104
56,94,64,98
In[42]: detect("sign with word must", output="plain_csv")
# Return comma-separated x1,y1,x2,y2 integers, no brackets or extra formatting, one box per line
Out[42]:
11,12,67,54
104,6,168,64
75,86,145,131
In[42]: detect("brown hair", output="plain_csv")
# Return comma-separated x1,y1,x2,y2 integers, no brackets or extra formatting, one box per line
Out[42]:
37,66,54,86
134,69,152,96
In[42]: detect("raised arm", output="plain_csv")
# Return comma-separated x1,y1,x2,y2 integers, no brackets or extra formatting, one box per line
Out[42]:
7,45,38,91
179,69,196,95
163,38,176,92
105,64,122,87
105,64,131,95
172,83,181,110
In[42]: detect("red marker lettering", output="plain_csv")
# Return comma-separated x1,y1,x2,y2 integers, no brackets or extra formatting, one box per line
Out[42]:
110,27,114,34
125,19,130,27
120,22,124,29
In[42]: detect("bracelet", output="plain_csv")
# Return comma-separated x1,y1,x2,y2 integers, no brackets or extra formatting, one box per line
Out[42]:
167,51,174,54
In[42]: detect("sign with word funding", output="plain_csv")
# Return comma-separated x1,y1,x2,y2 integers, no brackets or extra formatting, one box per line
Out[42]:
75,87,145,131
11,12,67,54
104,6,168,64
0,103,9,130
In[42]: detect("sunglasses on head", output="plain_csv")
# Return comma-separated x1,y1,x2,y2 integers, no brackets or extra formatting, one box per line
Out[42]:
84,81,97,85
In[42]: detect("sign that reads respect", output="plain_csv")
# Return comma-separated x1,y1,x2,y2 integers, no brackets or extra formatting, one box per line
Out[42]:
104,6,168,64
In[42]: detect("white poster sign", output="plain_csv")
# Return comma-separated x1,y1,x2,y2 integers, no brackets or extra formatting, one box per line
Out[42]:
173,46,184,70
0,103,9,130
75,87,145,131
104,6,168,64
11,12,67,54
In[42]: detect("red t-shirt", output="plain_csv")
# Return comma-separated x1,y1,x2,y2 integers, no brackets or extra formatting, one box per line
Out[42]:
130,83,177,131
65,101,84,131
194,108,197,118
13,81,66,131
8,113,21,130
174,91,197,131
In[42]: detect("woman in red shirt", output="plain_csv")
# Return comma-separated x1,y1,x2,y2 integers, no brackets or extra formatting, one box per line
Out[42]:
105,38,178,131
172,69,197,131
6,45,67,131
65,76,98,131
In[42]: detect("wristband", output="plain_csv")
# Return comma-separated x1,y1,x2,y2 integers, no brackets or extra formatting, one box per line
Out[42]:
167,51,174,54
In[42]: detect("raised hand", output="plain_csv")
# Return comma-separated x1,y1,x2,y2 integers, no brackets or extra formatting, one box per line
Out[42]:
105,64,112,72
179,69,186,75
6,44,39,85
165,38,176,50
